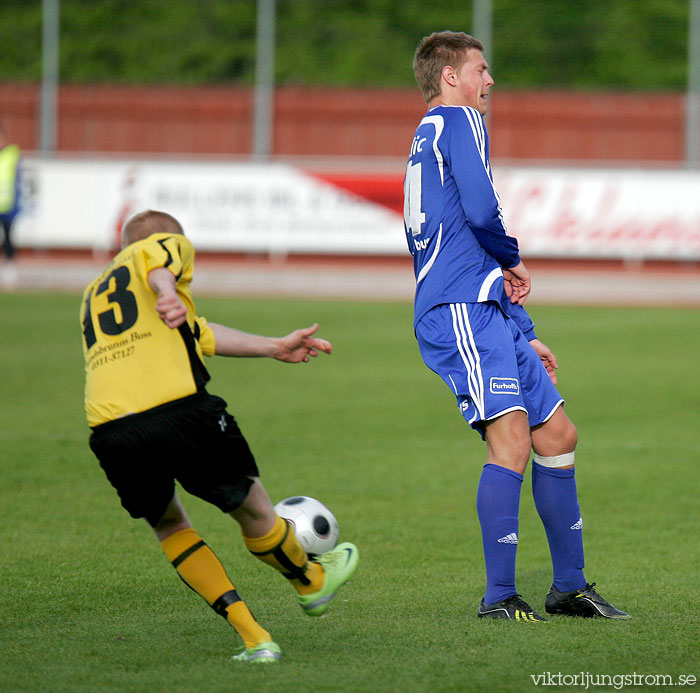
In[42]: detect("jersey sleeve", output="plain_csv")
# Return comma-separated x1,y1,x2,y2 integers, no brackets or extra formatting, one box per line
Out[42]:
194,316,216,356
445,108,521,268
502,299,537,341
131,234,194,288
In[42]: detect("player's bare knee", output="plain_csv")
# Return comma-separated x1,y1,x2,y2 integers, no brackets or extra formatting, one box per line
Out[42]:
564,421,578,451
552,418,578,453
151,516,191,541
230,481,277,536
150,494,192,539
485,432,532,473
485,410,532,473
532,408,577,457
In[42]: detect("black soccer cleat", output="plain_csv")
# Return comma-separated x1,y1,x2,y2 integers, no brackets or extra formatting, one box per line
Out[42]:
545,582,630,619
478,594,548,622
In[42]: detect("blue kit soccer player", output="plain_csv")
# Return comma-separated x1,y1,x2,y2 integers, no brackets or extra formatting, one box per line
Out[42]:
404,31,629,621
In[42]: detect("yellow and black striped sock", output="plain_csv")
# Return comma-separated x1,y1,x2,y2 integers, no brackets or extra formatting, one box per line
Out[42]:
244,516,324,595
161,528,271,650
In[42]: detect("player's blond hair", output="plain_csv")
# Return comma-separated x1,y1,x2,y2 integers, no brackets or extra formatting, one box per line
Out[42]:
413,31,485,103
121,210,184,248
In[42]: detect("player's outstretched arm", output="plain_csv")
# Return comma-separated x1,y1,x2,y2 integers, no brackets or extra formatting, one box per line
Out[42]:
529,338,558,385
210,322,332,363
502,260,531,305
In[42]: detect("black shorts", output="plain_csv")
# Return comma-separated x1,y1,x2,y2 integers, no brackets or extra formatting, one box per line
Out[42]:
89,392,259,526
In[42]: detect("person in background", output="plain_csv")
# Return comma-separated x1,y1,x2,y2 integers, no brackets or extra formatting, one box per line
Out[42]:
0,122,21,285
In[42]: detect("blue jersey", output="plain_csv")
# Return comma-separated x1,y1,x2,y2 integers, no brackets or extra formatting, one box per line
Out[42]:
403,105,535,340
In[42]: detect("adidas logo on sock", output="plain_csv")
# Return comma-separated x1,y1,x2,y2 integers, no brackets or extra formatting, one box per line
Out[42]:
497,533,518,544
570,517,583,530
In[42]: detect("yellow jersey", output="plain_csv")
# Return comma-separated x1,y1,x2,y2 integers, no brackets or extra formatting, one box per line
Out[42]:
0,143,20,213
80,232,216,426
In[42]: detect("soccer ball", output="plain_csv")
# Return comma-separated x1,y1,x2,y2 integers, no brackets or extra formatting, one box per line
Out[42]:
274,496,339,557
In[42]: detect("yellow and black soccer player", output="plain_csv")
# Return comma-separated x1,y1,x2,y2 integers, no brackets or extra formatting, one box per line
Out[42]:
80,209,359,664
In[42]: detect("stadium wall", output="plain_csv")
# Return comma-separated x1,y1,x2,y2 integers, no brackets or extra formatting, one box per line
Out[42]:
6,83,697,262
0,83,687,161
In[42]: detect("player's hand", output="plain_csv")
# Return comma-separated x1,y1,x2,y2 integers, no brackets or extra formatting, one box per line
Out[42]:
529,338,558,385
155,294,187,328
503,261,531,305
149,267,187,328
276,323,332,363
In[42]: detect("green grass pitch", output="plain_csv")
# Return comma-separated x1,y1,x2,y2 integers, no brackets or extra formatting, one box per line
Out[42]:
1,292,698,692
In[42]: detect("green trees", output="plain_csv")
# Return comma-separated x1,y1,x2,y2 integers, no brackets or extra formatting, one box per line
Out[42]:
0,0,689,89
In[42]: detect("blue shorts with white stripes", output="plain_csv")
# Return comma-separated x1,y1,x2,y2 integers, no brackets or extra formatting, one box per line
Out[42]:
415,301,563,438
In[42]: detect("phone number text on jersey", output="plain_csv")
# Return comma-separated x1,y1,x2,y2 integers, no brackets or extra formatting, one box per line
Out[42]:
89,345,136,370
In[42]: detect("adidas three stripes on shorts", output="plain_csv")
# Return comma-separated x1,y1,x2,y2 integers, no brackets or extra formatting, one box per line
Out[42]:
415,301,564,438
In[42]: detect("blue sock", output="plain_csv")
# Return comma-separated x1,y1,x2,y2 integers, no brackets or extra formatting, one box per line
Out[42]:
531,461,586,592
476,463,523,605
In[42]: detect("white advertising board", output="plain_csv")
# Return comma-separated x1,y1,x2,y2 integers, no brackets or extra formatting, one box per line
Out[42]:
13,157,700,260
14,158,404,255
496,167,700,261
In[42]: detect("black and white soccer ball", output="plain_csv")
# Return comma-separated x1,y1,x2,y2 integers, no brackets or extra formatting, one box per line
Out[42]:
274,496,339,557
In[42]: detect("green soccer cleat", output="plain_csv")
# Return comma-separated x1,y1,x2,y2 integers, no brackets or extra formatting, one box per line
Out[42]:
298,542,359,617
231,641,281,664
